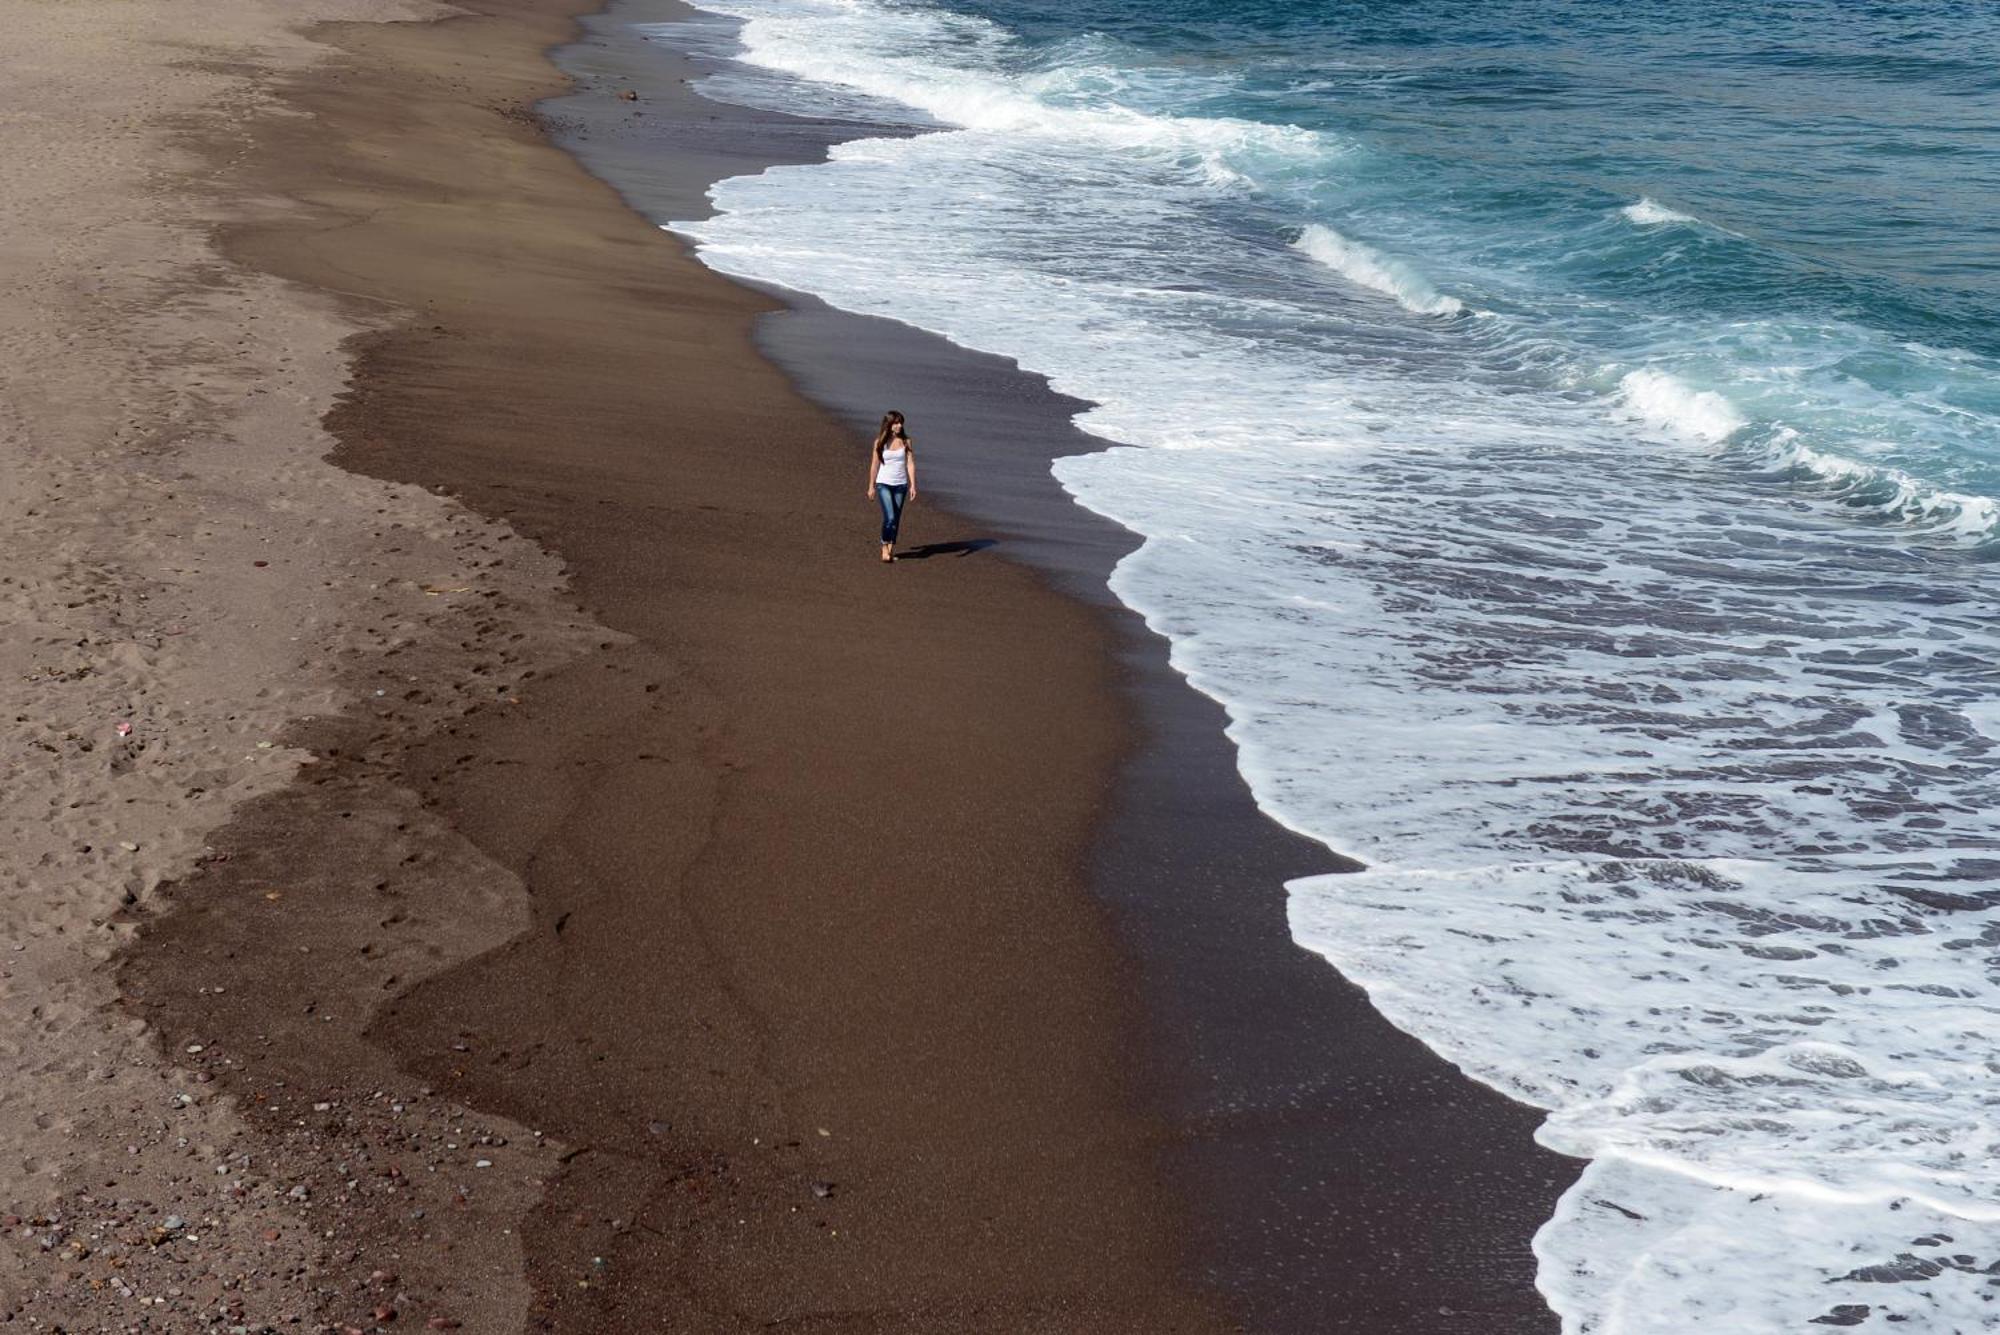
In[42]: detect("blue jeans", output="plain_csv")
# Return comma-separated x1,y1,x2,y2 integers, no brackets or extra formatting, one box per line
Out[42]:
876,483,908,544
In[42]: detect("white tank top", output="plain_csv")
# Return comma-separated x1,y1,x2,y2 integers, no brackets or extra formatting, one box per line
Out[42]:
877,445,909,486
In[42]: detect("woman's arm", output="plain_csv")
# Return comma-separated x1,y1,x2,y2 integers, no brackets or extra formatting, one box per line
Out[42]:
905,440,917,498
866,448,879,498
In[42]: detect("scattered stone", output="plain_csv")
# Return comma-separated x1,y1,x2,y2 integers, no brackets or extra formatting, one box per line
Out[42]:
811,1181,835,1200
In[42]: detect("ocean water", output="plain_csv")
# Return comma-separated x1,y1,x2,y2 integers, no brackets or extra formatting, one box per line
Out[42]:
654,1,2000,1329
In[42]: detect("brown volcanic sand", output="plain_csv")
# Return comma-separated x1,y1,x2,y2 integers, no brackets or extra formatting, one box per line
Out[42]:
125,0,1238,1330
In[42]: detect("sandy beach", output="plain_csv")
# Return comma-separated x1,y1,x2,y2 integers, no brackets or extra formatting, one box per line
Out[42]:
2,0,1572,1329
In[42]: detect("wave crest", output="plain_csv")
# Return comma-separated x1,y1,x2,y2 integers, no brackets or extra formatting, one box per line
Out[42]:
1294,223,1465,316
1622,196,1697,225
1615,368,1747,442
1762,429,2000,542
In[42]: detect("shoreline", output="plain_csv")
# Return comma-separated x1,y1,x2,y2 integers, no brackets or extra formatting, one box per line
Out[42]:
570,8,1578,1329
84,0,1579,1330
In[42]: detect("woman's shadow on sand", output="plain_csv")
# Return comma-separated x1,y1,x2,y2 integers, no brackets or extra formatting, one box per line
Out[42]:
896,538,997,561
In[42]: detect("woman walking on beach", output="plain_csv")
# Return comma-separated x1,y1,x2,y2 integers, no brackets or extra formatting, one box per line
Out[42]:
866,410,917,563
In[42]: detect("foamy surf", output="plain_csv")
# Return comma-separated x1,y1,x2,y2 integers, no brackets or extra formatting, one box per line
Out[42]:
664,0,1323,167
1290,853,2000,1332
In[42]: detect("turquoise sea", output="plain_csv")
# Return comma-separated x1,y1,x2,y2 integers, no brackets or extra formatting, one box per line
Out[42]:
662,2,2000,1329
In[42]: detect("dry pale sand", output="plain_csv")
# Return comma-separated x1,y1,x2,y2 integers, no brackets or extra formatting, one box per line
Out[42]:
4,0,1250,1328
1,0,605,1326
99,0,1254,1326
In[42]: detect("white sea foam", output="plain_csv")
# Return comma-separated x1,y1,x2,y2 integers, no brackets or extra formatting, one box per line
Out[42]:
1294,222,1465,315
1537,1158,2000,1334
1621,196,1697,225
1290,855,2000,1183
1964,700,2000,740
664,3,2000,1329
1614,367,1746,442
661,0,1322,171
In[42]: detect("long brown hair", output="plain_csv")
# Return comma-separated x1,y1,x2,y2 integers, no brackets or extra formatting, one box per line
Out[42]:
872,410,907,461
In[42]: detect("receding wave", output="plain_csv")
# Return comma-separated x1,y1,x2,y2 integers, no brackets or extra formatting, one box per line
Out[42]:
1294,223,1465,316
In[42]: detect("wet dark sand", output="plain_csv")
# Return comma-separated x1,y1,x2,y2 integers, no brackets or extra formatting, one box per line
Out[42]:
120,0,1578,1329
758,305,1578,1332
